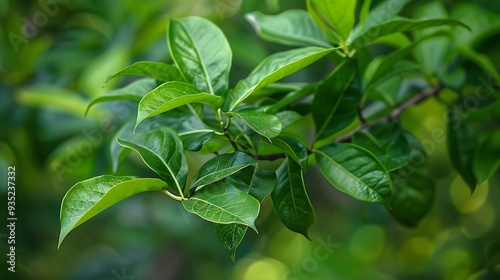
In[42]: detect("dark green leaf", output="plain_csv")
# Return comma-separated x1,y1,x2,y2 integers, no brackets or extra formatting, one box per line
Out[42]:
271,158,315,238
225,165,276,203
191,152,258,189
245,10,331,48
224,47,333,111
214,223,248,263
352,123,412,171
473,132,500,184
182,182,260,231
225,108,282,140
181,131,214,151
104,61,183,85
272,136,309,170
168,17,231,95
117,127,188,195
315,143,392,204
136,81,223,128
59,176,167,247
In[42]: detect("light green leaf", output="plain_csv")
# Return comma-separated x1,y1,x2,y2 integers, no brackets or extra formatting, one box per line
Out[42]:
359,0,372,24
117,127,188,195
104,61,183,85
224,47,333,111
473,132,500,184
307,0,356,42
275,111,303,129
110,122,134,173
86,78,158,115
245,10,331,48
390,174,435,227
191,152,258,189
272,136,309,170
59,176,167,247
168,17,231,95
352,123,412,171
271,158,316,238
224,108,282,140
182,182,260,231
214,223,248,263
136,81,223,129
348,18,469,49
315,143,392,204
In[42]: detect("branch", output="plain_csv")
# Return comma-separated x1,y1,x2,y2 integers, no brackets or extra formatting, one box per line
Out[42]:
335,84,444,143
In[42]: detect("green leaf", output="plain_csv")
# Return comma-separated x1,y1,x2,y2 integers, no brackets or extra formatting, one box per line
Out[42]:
307,0,356,42
245,10,331,48
473,132,500,185
225,165,277,203
352,123,412,171
312,61,361,141
272,136,309,170
168,17,231,95
104,61,183,85
59,176,167,247
136,81,223,128
181,131,214,152
224,47,333,111
191,152,258,189
182,182,260,231
348,18,469,49
315,143,392,204
359,0,372,24
271,158,315,238
390,174,435,227
86,78,158,115
447,108,478,190
224,108,282,140
110,122,134,173
117,127,188,195
454,45,500,83
214,223,248,263
275,111,303,129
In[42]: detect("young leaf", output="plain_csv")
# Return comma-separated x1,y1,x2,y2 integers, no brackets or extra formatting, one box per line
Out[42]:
312,61,361,142
104,61,183,85
136,81,223,128
348,18,469,49
245,10,331,48
307,0,356,42
224,47,333,111
272,136,309,170
214,223,248,263
271,158,316,238
182,182,260,231
86,78,158,115
117,127,188,195
190,152,258,189
473,132,500,185
224,108,282,140
181,131,214,152
352,123,412,171
59,176,167,247
315,143,392,204
168,17,231,95
390,174,435,227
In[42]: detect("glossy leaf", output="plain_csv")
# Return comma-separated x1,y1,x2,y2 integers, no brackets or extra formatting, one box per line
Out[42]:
182,182,260,231
86,78,158,115
307,0,356,42
225,108,282,140
276,111,303,129
352,123,412,171
214,223,248,263
136,81,223,128
168,17,231,95
390,174,435,227
245,10,331,48
181,131,214,151
117,127,188,195
59,176,167,247
271,158,316,238
473,132,500,185
225,165,276,203
348,18,469,49
224,47,333,111
190,152,258,189
104,61,183,85
315,143,392,204
447,108,478,190
312,61,360,141
272,136,309,170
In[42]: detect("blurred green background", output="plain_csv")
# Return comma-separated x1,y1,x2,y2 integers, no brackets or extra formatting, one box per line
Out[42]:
1,0,500,279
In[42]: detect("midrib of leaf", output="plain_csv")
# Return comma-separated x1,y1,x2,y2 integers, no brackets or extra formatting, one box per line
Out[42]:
314,149,384,202
172,21,214,95
187,196,247,224
287,159,302,222
178,129,214,136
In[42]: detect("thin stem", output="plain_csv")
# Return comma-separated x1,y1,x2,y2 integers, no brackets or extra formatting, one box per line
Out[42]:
163,190,184,202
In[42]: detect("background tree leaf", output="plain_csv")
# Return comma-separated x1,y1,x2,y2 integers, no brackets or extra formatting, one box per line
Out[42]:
59,176,167,247
307,0,356,42
104,61,183,85
315,143,392,204
168,17,231,95
473,132,500,185
271,158,315,238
